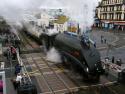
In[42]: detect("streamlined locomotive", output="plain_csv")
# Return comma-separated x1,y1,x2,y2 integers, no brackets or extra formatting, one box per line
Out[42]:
41,32,104,81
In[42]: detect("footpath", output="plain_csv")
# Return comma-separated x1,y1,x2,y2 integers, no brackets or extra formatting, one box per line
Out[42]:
91,29,125,50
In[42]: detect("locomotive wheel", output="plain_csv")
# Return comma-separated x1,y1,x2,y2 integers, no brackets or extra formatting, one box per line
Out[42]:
42,40,48,54
94,75,100,82
62,55,68,65
62,55,71,69
82,73,89,81
83,74,100,82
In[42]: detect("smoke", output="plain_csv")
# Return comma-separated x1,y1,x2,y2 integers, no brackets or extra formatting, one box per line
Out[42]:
40,0,99,33
0,0,99,33
39,0,66,9
60,0,99,32
46,29,59,36
0,0,42,22
46,47,62,63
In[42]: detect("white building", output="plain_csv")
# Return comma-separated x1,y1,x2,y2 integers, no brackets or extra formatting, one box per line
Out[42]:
37,11,55,28
23,13,43,38
23,9,69,38
37,10,69,33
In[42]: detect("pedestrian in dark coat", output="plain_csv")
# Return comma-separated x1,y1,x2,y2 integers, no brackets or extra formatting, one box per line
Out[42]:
101,39,103,44
14,64,22,75
94,42,96,48
104,39,107,44
101,35,103,44
101,35,104,40
112,56,115,63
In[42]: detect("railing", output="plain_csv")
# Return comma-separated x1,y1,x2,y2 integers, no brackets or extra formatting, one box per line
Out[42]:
101,59,125,78
16,49,32,84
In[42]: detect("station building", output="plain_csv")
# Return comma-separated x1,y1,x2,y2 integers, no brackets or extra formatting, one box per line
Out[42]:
95,0,125,31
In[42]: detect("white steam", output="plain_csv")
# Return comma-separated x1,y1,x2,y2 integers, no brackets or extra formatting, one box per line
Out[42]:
40,0,66,9
46,48,62,63
0,0,99,63
0,0,41,21
39,0,99,34
46,29,59,36
0,0,99,33
60,0,99,32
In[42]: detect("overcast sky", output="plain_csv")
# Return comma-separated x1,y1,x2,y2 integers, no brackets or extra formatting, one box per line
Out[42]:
0,0,100,30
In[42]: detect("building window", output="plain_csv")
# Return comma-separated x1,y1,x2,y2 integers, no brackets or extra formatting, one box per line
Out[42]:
112,14,114,20
116,13,122,20
110,6,114,11
124,14,125,20
108,0,109,4
106,14,107,19
104,7,105,12
106,7,108,11
102,7,103,12
112,0,114,3
116,5,122,11
116,0,118,3
119,14,121,20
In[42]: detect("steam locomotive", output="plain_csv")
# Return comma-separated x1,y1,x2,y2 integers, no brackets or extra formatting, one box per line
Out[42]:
40,31,104,81
22,20,104,81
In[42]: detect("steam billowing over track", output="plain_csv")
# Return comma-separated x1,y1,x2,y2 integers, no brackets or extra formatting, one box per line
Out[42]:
21,22,104,81
20,28,123,94
40,31,104,81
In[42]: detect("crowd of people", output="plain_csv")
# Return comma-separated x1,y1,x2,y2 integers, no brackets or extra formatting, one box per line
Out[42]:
111,56,122,66
4,46,17,61
4,46,23,90
105,56,122,66
12,63,23,90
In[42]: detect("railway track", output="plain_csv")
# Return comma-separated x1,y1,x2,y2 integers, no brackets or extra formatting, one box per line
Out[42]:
20,31,77,93
18,30,39,50
25,53,76,94
19,30,123,94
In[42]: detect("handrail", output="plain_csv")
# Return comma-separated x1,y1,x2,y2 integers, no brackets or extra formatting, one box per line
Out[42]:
16,49,32,84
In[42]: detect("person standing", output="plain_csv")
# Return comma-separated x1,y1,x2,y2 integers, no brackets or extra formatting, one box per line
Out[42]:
112,56,115,63
101,35,103,44
104,39,107,44
119,59,122,64
13,73,22,90
14,64,22,75
10,46,16,60
16,73,22,83
94,42,96,48
101,35,104,40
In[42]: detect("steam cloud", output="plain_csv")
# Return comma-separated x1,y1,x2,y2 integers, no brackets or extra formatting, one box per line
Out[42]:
0,0,99,31
0,0,99,63
0,0,41,21
40,0,99,32
62,0,99,32
46,48,62,63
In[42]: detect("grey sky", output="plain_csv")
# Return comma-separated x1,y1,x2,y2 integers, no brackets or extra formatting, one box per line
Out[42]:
0,0,99,29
